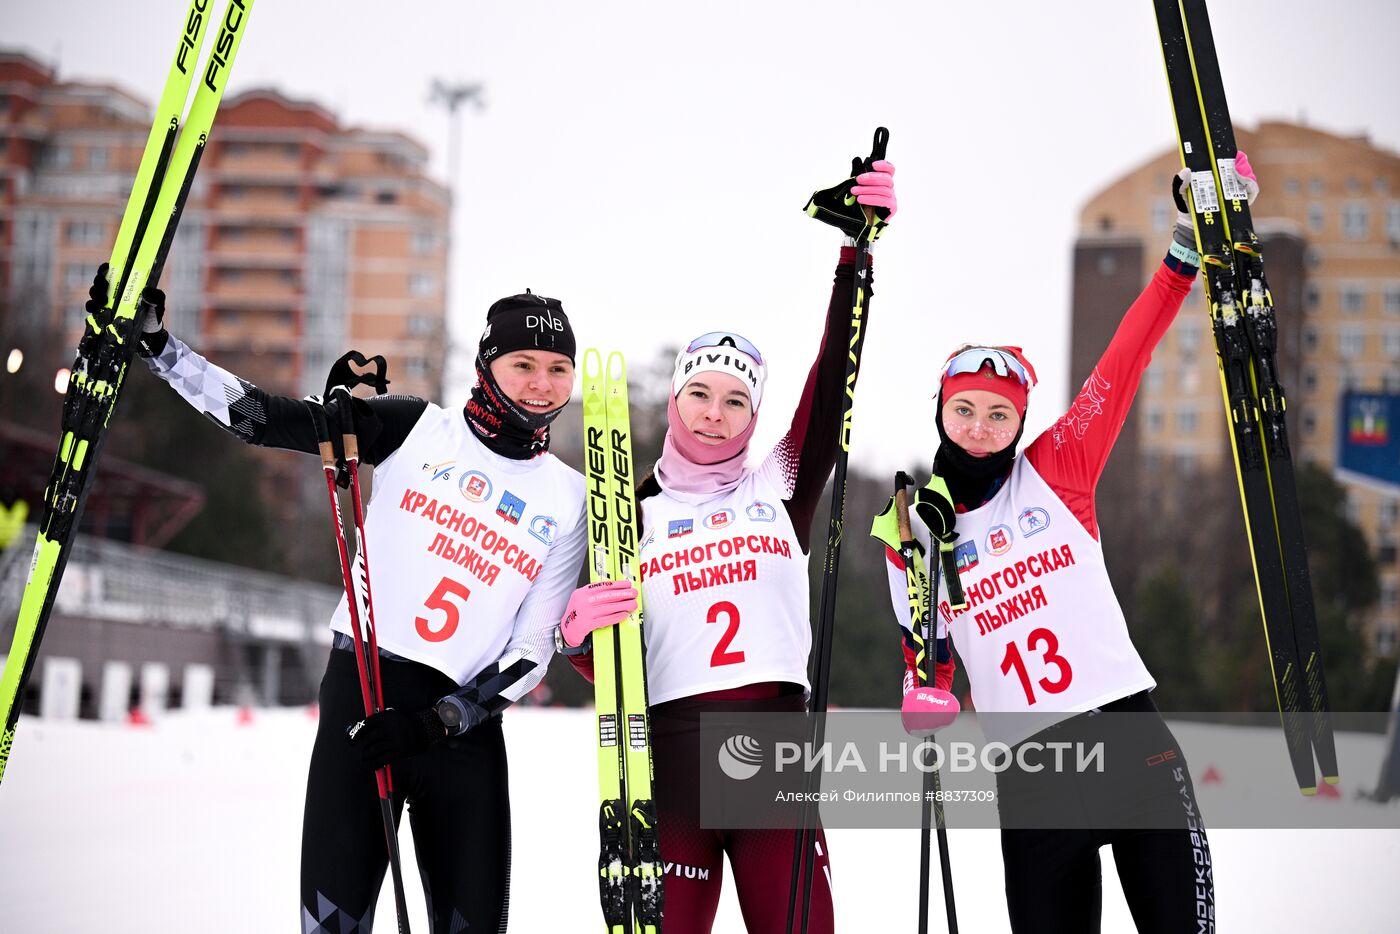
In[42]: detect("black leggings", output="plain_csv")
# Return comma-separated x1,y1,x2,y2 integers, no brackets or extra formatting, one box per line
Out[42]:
300,648,511,933
997,693,1215,934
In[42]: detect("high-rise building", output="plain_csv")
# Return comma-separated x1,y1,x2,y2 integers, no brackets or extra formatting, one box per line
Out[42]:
1072,120,1400,657
0,49,450,402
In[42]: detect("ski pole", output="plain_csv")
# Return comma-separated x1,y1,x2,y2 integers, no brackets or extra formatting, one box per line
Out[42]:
308,381,411,934
893,473,958,934
786,126,889,934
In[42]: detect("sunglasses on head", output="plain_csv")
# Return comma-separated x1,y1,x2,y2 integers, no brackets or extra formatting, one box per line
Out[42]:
685,331,766,365
942,347,1035,387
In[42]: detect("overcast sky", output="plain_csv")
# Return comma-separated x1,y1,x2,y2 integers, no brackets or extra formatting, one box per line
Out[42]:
10,0,1400,474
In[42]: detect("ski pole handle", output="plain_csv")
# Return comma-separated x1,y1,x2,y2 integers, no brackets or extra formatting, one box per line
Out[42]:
307,399,337,470
860,127,890,226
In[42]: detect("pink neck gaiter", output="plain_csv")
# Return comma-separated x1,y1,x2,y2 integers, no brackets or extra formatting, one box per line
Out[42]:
655,394,757,497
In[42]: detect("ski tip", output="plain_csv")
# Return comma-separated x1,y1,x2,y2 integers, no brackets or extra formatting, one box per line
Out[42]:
606,350,626,381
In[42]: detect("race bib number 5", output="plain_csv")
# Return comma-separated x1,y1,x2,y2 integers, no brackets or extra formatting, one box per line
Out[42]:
416,576,472,642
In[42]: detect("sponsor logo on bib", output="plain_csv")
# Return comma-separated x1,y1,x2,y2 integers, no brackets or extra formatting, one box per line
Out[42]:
746,501,776,522
459,470,492,503
986,524,1013,556
496,491,526,525
529,515,559,545
668,519,693,539
954,540,979,574
704,509,736,530
1018,507,1050,537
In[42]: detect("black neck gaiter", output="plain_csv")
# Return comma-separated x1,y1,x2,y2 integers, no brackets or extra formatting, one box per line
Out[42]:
933,400,1023,510
464,355,566,460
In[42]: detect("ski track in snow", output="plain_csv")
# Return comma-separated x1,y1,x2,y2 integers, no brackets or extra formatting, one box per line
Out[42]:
0,708,1396,932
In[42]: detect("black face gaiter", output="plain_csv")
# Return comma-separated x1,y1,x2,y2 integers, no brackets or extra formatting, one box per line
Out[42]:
932,398,1024,510
464,355,566,460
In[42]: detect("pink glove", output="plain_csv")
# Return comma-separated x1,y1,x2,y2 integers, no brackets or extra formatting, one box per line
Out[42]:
901,685,959,737
851,159,897,219
1233,150,1259,204
559,580,638,648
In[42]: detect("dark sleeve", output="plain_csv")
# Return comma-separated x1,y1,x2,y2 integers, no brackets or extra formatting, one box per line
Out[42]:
773,246,871,553
143,331,428,463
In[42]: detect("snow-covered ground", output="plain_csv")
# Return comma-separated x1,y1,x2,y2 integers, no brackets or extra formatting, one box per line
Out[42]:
1,707,1396,932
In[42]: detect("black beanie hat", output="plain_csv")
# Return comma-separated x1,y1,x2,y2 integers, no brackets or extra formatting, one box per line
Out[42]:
479,289,576,365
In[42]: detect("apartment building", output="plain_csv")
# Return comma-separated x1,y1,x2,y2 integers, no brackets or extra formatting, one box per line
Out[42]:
1072,120,1400,656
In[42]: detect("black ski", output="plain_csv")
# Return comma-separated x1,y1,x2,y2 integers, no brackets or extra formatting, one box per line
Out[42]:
1153,0,1336,794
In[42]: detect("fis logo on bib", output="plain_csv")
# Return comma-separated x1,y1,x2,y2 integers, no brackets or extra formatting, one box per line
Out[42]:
668,519,693,539
746,501,776,522
459,470,492,503
529,515,559,545
986,524,1013,557
1018,507,1050,537
496,491,526,525
423,460,455,482
954,540,979,574
704,509,736,530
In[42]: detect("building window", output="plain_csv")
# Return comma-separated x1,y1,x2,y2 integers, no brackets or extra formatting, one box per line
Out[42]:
411,230,437,255
64,264,89,289
1303,325,1319,352
1302,368,1318,393
1387,203,1400,242
1339,327,1365,359
409,273,435,297
1381,581,1398,613
1146,407,1164,433
405,358,430,379
1305,283,1321,311
1302,410,1317,436
408,314,436,337
1174,450,1197,475
1340,368,1364,392
223,185,246,199
64,221,104,245
1144,368,1166,394
1382,499,1399,529
1378,625,1397,658
1378,178,1391,196
1176,406,1199,433
1310,178,1326,195
1097,253,1118,276
1342,285,1366,313
1385,327,1400,359
1385,286,1400,316
1385,370,1400,393
1150,200,1171,233
1284,177,1300,195
1346,177,1362,195
89,147,108,170
1178,321,1202,355
1308,203,1325,231
376,190,397,204
1342,202,1369,240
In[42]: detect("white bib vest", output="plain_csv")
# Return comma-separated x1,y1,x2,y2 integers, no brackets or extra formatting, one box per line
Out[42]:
638,464,811,705
329,404,584,685
925,458,1155,745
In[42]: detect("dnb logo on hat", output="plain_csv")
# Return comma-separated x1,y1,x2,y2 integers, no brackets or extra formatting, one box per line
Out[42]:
986,524,1013,557
496,491,526,525
529,515,559,545
1018,507,1050,537
459,470,492,503
669,519,693,539
704,509,736,530
954,540,979,574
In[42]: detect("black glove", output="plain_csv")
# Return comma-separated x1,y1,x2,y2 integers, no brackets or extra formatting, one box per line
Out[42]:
89,264,170,358
346,707,446,770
